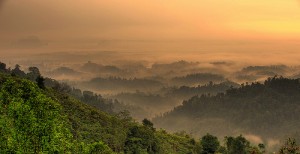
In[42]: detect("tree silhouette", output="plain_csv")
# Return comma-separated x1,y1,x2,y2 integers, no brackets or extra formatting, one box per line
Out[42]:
36,75,45,89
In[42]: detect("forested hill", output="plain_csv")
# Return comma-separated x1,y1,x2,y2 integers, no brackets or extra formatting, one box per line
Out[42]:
153,76,300,145
1,62,299,153
0,65,199,153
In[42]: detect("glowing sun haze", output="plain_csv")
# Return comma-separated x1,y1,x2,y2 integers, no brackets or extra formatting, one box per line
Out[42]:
0,0,300,63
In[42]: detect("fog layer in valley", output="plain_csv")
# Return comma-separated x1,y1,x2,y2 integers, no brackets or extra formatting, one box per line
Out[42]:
3,51,300,152
3,51,300,115
2,0,300,152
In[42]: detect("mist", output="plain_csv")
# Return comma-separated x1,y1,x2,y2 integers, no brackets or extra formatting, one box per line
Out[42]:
1,0,300,152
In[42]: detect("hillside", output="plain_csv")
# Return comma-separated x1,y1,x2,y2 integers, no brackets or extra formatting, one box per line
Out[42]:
153,76,300,149
0,72,198,153
0,62,297,153
110,81,239,120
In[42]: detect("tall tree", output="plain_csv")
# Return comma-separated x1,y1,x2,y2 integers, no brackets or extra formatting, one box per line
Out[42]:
36,75,45,89
200,133,220,154
11,64,26,77
27,66,41,81
225,135,250,154
0,62,6,72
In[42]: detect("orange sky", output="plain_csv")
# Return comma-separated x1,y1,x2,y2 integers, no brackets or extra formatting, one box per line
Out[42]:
0,0,300,54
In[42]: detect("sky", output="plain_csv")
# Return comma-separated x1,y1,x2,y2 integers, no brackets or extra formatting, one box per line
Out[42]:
0,0,300,60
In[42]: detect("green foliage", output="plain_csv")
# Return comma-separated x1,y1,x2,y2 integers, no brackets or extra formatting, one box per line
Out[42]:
200,134,220,154
258,143,265,153
154,76,300,140
45,77,114,113
225,135,250,154
0,73,269,153
279,138,300,154
47,89,127,152
0,77,72,153
0,63,272,154
75,141,114,154
125,124,159,153
155,129,197,154
0,63,203,153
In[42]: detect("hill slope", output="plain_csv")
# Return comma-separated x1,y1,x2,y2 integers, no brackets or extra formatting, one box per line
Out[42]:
154,76,300,148
0,62,293,153
0,73,198,153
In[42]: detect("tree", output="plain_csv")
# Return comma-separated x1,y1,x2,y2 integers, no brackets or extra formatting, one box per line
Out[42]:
279,138,300,154
125,124,159,154
142,118,154,129
258,143,265,153
77,141,113,154
0,78,72,153
225,135,250,154
27,66,41,81
0,62,6,72
11,64,26,77
200,134,220,154
36,75,45,89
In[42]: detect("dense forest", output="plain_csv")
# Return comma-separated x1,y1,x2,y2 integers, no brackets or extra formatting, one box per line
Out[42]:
0,62,198,153
154,76,300,151
3,0,300,153
109,81,239,120
1,61,300,153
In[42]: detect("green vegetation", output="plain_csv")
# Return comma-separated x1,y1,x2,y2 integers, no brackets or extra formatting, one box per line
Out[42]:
1,62,300,153
0,73,199,153
196,134,266,154
0,75,72,153
279,138,300,154
154,76,300,151
0,64,200,153
200,134,220,154
0,74,113,153
111,81,238,120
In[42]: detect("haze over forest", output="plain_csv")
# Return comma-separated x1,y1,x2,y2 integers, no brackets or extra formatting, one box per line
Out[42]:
1,0,300,153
